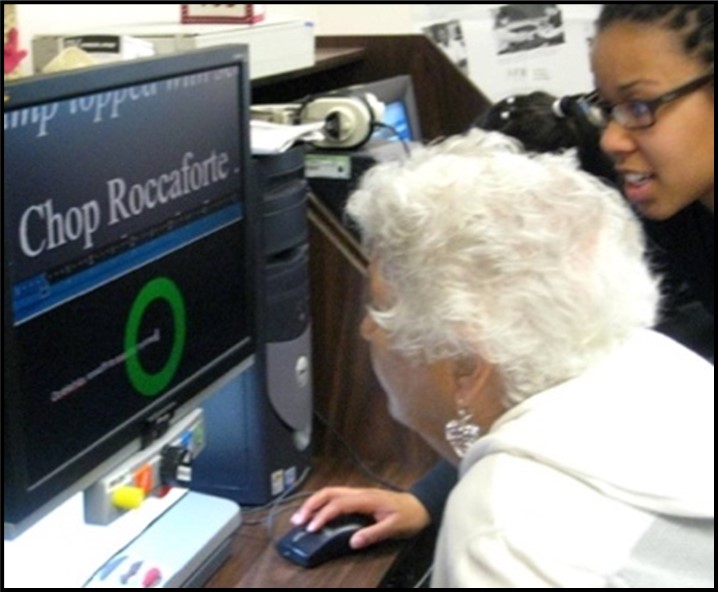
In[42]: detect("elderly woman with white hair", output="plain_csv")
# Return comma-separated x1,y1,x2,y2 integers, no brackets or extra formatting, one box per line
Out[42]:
294,130,714,587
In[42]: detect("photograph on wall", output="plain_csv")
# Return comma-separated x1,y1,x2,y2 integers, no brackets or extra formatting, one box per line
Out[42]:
492,4,565,56
415,4,598,103
423,19,469,75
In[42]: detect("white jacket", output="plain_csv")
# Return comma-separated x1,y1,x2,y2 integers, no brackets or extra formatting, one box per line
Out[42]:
433,330,714,587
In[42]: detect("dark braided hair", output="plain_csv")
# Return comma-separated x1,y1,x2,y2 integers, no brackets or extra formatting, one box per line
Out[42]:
597,4,714,67
473,91,617,184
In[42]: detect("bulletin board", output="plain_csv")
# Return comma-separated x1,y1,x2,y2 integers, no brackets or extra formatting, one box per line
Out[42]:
415,4,600,102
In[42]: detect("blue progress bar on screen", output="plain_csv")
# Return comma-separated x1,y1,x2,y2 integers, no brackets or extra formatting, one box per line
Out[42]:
13,203,243,324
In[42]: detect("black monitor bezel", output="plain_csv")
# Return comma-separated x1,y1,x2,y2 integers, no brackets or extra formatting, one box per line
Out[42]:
3,45,260,539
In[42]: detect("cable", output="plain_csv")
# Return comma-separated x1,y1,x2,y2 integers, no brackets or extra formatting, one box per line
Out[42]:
240,409,408,545
262,467,312,541
414,564,434,588
240,465,313,526
312,409,406,493
264,491,317,544
372,122,413,157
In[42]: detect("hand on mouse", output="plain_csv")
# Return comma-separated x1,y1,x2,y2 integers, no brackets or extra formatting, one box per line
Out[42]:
290,487,431,549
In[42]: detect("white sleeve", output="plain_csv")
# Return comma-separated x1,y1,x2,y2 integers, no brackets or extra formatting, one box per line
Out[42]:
431,454,652,588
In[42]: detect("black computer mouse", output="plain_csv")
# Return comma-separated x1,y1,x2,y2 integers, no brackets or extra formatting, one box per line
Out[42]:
275,513,375,568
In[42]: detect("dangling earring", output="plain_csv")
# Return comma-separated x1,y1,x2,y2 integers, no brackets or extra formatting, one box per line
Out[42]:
445,407,481,458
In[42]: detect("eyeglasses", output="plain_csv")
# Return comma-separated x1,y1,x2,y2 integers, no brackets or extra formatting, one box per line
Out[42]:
580,70,714,130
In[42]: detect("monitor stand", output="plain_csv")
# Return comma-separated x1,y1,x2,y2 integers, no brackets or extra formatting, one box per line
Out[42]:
3,489,240,588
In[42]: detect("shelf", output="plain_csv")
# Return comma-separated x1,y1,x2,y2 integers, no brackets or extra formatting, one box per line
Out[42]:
252,46,366,88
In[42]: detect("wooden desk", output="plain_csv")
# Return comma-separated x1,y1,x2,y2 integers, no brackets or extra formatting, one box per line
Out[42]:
204,456,431,588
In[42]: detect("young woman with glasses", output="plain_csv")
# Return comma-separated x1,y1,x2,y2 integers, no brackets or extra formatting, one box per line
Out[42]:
590,6,713,221
589,5,714,325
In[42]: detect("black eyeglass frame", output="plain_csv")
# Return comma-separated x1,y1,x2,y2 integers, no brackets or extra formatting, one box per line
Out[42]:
581,70,714,129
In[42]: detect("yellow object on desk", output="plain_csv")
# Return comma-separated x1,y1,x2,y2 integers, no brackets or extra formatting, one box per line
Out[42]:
112,485,146,511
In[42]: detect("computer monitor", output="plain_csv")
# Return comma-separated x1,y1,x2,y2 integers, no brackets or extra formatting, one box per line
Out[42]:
3,45,259,540
340,75,422,143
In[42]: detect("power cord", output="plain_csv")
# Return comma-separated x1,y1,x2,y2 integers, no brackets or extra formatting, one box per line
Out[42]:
414,564,433,588
312,409,405,493
264,490,316,545
240,465,312,526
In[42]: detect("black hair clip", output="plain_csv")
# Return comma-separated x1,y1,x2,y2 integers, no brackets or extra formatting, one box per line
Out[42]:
552,96,571,119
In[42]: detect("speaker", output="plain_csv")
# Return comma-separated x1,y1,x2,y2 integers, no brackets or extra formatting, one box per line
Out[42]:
191,146,312,505
300,92,384,150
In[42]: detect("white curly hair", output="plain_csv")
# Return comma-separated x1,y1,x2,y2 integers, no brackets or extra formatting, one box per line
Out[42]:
346,129,660,406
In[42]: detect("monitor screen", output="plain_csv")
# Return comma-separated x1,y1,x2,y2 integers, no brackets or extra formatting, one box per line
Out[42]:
375,100,413,142
341,75,422,143
3,46,259,539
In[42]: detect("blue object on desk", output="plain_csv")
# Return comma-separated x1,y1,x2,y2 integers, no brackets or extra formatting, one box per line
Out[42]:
276,513,374,568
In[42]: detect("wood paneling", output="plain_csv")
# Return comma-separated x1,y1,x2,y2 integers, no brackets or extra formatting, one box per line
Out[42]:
307,194,438,470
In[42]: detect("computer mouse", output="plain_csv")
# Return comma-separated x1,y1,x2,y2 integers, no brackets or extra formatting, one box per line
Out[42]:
275,513,375,568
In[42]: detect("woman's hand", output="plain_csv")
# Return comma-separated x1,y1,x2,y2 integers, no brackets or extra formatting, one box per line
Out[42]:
290,487,431,549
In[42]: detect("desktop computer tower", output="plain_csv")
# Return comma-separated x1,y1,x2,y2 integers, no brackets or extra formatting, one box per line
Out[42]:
304,139,410,236
192,146,313,505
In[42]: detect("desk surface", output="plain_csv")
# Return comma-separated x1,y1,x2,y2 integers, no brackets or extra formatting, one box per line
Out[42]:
203,455,431,588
